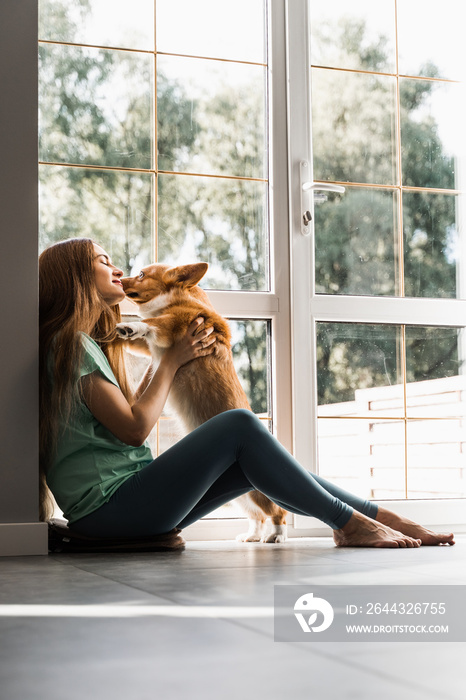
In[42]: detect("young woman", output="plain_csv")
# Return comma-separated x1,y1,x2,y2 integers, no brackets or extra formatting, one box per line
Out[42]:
39,238,454,548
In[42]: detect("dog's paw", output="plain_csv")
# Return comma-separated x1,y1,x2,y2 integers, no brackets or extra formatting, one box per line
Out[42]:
115,321,149,340
261,533,286,544
261,525,287,544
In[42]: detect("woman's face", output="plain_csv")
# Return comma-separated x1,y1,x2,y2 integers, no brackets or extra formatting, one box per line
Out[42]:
93,244,126,306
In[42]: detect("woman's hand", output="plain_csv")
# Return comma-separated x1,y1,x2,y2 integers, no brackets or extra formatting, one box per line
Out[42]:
163,317,216,372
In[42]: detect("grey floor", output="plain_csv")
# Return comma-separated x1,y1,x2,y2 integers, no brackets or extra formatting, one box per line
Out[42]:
1,535,465,700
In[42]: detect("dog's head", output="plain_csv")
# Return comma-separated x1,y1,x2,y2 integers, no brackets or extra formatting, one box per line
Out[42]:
121,262,210,316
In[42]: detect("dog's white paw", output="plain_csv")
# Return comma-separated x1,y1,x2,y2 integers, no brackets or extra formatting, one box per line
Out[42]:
261,533,286,544
262,525,287,544
115,321,149,340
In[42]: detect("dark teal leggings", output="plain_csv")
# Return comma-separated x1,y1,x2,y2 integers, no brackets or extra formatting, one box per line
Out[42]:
72,409,378,537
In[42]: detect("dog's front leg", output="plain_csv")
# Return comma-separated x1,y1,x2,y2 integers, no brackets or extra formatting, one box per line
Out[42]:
115,321,164,360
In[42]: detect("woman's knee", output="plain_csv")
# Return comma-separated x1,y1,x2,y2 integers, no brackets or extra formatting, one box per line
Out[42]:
221,408,264,436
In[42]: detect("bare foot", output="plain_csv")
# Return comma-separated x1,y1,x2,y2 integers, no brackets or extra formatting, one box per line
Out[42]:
375,506,455,546
333,510,422,548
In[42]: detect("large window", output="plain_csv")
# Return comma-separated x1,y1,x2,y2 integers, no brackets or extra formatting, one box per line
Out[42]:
39,0,465,532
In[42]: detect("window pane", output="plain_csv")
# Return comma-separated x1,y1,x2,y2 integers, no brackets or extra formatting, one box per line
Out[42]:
310,0,396,73
157,174,268,291
407,420,466,498
39,44,154,169
315,187,399,296
230,320,271,416
156,0,266,63
157,55,267,179
311,68,397,185
318,419,406,499
39,0,154,51
403,192,462,298
39,165,153,274
405,326,466,417
397,0,464,81
317,323,402,414
400,78,464,190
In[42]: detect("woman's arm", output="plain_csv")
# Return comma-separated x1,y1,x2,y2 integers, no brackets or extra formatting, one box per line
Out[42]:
81,318,214,447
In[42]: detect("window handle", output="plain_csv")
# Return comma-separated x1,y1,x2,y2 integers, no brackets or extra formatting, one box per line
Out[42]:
300,160,345,236
302,182,346,193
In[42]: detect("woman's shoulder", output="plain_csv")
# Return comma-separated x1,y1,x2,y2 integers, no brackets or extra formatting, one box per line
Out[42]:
78,331,102,354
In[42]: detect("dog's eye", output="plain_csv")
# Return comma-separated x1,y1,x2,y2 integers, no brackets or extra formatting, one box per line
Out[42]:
138,271,145,280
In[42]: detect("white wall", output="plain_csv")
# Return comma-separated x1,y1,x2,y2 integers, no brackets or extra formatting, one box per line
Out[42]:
0,0,48,555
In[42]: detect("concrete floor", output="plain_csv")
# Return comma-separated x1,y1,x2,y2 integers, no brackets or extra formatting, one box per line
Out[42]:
1,535,465,700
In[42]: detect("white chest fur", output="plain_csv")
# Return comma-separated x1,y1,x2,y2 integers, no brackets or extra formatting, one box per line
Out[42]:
138,292,174,318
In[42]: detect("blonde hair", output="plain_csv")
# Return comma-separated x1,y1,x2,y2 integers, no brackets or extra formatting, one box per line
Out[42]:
39,238,131,521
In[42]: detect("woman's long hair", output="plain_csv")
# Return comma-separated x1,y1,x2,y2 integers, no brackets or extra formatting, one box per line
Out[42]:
39,238,132,521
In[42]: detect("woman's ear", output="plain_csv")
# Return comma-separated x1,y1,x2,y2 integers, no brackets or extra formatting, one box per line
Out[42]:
162,262,209,288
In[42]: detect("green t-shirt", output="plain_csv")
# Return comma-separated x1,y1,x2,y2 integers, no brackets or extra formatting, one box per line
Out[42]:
46,333,153,524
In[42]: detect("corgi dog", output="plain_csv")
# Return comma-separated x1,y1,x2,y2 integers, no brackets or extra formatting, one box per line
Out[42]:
115,262,287,543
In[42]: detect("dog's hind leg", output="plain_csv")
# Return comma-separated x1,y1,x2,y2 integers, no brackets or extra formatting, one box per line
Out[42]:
234,492,287,543
249,492,288,543
234,494,267,542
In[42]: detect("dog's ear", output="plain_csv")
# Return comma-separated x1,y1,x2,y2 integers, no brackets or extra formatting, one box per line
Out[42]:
162,263,208,289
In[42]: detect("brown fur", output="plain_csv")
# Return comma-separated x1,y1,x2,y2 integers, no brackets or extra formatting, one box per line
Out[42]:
116,262,287,542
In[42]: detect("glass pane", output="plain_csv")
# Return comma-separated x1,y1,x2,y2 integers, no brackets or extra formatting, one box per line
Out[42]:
39,165,154,274
230,320,271,416
157,55,267,179
310,0,396,73
318,419,405,499
39,0,154,51
407,420,466,498
156,0,266,64
317,323,403,414
403,192,462,298
405,326,466,417
397,0,464,81
311,68,397,185
315,187,399,296
400,78,464,190
157,174,268,291
39,44,154,169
